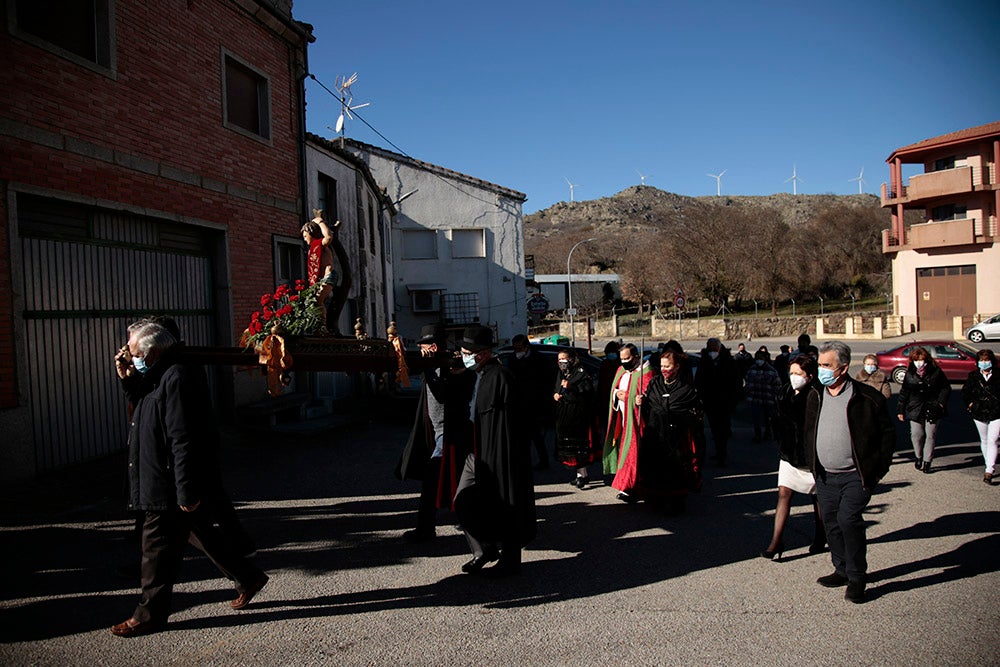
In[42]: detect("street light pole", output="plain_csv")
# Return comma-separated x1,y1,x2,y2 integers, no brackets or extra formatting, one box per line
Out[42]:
567,237,596,347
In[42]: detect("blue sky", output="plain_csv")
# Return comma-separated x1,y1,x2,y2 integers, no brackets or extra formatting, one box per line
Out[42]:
295,0,1000,213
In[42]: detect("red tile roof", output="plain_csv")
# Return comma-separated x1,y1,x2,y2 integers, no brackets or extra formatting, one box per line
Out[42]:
887,120,1000,161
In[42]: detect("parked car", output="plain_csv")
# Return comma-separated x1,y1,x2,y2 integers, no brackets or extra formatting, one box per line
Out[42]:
966,313,1000,343
876,340,981,384
496,343,602,383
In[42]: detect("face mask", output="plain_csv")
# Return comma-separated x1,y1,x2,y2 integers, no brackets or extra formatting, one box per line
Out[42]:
621,358,637,371
558,360,570,370
980,361,993,371
708,351,719,360
817,367,838,386
132,355,149,374
754,359,764,366
661,368,676,380
864,364,877,375
515,350,528,359
789,374,808,391
462,353,477,370
913,360,925,370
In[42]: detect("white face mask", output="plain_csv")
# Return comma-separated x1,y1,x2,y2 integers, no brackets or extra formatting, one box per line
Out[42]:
708,351,719,360
789,374,808,391
913,360,925,370
515,350,528,359
462,353,477,369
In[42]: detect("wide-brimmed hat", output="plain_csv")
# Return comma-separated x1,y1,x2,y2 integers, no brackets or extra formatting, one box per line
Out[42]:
417,323,446,346
461,325,494,352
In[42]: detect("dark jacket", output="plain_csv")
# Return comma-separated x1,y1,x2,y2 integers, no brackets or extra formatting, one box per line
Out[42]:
126,346,220,511
804,378,895,491
694,348,740,414
962,370,1000,423
897,364,950,423
773,380,816,469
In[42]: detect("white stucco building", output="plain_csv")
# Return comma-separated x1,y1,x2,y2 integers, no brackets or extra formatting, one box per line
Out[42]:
343,139,528,346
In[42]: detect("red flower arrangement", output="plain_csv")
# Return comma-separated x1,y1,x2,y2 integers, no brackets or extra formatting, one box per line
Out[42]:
240,278,328,348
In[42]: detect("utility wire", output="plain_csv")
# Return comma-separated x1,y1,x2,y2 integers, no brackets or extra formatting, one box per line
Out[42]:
308,74,502,209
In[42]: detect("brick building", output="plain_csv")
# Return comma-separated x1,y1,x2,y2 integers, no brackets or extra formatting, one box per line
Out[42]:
0,0,312,481
881,121,1000,330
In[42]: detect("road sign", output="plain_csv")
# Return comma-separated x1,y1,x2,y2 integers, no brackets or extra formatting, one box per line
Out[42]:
674,295,686,309
566,307,578,316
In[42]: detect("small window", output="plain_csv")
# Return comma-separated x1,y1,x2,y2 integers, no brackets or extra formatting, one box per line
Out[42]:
223,52,271,140
318,173,338,222
452,229,485,258
934,345,959,360
931,204,966,221
10,0,115,71
402,230,436,260
933,156,955,172
274,236,305,287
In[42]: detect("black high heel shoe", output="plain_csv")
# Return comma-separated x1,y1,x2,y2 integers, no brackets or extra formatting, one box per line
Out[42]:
808,540,827,555
760,542,784,561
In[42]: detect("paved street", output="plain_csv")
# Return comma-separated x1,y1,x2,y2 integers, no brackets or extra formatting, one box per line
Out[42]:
2,379,998,666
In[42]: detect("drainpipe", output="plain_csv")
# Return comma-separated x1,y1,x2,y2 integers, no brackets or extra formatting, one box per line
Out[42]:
296,42,310,228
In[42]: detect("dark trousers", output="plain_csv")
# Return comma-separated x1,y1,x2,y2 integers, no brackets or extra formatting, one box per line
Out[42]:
815,471,872,583
704,409,731,462
415,457,442,534
528,421,548,466
134,508,264,623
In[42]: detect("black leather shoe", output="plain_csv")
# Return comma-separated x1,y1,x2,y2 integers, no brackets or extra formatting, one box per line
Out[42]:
575,476,590,489
616,491,638,504
808,540,827,555
845,580,866,603
461,550,499,574
914,459,923,470
921,460,932,474
817,572,849,588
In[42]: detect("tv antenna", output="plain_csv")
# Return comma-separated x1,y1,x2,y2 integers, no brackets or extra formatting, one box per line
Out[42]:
565,177,580,202
333,72,370,135
784,163,803,195
636,170,652,186
706,169,726,196
849,167,866,194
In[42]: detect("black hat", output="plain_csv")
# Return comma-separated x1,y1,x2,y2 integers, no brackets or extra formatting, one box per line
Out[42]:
417,323,446,346
461,325,494,352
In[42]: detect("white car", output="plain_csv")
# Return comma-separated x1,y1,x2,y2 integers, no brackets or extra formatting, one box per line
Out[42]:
966,313,1000,343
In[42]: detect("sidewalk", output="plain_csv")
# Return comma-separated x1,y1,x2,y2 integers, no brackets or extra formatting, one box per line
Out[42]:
2,394,997,666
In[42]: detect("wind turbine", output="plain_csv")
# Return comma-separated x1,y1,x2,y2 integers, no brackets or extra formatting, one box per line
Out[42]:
333,72,370,135
849,167,866,194
706,169,726,196
565,177,580,202
636,170,652,186
784,163,803,195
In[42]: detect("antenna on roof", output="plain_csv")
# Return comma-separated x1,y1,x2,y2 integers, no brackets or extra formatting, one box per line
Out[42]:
849,167,866,194
333,72,370,136
706,169,726,196
784,163,803,195
636,170,652,186
565,177,580,203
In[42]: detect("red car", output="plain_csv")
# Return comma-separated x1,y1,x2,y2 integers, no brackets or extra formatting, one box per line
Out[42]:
876,340,980,384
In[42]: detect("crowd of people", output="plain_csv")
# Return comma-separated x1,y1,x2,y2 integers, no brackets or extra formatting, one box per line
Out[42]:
109,319,999,636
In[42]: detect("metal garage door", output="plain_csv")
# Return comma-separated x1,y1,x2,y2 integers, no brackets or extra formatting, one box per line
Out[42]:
915,264,977,331
16,194,220,472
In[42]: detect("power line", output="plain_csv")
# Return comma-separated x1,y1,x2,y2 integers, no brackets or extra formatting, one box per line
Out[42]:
308,74,502,209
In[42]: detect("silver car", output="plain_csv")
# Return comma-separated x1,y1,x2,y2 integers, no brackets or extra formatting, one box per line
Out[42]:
966,313,1000,343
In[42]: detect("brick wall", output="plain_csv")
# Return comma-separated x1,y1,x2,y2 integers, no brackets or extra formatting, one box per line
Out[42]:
0,0,309,410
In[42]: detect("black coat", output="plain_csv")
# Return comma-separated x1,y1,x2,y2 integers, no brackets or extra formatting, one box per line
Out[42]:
772,381,815,469
396,366,475,481
638,374,703,495
695,348,740,414
454,358,536,546
962,370,1000,423
897,364,951,423
804,378,895,491
126,347,220,511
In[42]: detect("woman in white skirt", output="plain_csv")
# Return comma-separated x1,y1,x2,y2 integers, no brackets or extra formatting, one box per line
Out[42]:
761,355,825,560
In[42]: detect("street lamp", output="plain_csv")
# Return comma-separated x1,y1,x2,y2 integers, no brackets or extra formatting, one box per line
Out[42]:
567,237,596,347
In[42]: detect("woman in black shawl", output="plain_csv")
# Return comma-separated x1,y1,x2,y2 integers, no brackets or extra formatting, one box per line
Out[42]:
635,350,702,513
553,349,600,488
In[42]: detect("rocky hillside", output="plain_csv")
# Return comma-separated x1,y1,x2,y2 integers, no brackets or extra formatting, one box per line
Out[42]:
525,185,883,241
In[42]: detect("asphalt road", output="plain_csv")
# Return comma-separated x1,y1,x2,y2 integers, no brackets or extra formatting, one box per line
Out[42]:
1,384,998,666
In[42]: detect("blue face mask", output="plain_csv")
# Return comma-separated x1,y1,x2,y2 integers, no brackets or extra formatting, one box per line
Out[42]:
132,355,149,374
864,364,877,374
817,366,838,386
980,361,993,371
